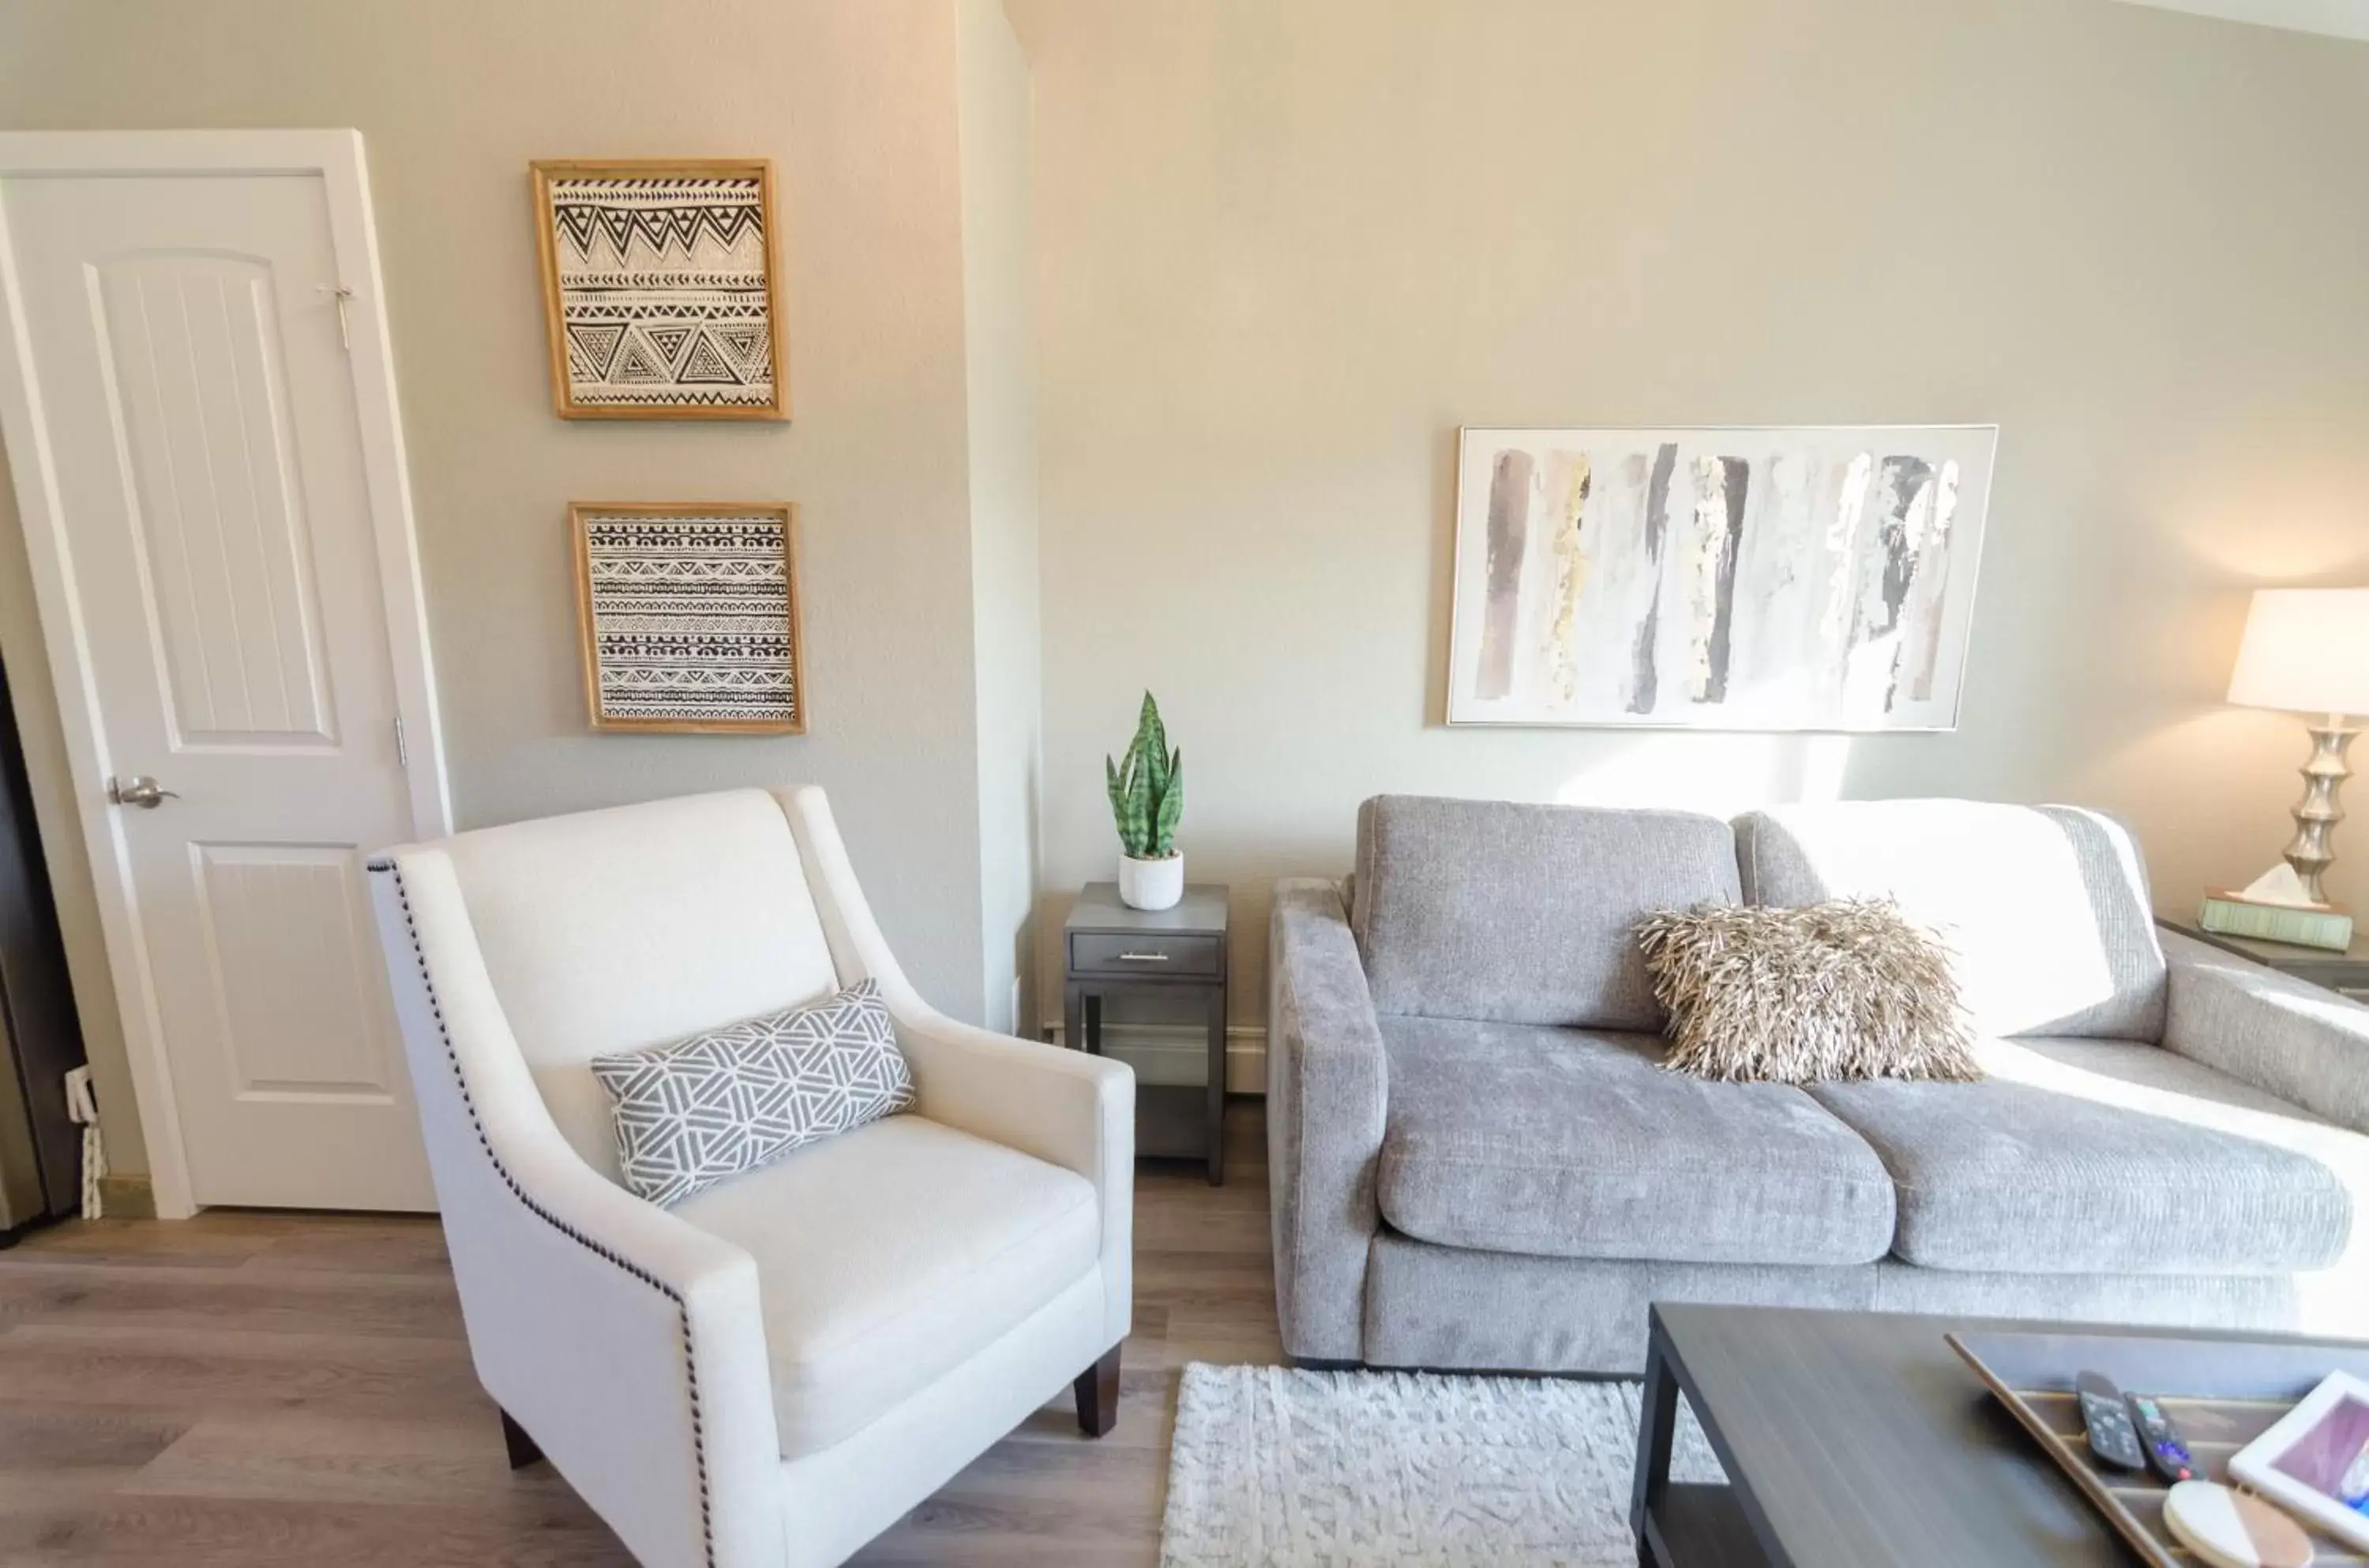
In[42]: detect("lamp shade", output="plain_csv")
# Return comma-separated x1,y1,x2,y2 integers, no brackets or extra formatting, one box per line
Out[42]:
2226,588,2369,718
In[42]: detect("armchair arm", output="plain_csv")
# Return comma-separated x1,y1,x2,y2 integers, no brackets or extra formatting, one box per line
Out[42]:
1267,878,1387,1363
370,852,783,1568
2161,928,2369,1134
890,1011,1132,1196
889,1009,1133,1346
775,787,1133,1348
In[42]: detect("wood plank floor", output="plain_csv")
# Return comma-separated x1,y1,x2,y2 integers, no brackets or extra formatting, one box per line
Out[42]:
0,1102,1281,1566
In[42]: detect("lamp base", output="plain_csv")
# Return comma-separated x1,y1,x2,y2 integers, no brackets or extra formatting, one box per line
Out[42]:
2281,718,2356,907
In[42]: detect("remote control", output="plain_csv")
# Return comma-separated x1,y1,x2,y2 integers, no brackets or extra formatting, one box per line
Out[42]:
2123,1392,2198,1484
2078,1372,2146,1470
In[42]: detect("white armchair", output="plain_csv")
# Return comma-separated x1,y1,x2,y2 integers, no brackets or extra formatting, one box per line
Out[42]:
366,786,1133,1568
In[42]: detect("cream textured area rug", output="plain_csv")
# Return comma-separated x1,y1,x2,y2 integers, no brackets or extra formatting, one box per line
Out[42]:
1160,1364,1724,1568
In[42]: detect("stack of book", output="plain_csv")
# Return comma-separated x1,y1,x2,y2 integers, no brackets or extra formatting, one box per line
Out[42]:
2198,890,2354,952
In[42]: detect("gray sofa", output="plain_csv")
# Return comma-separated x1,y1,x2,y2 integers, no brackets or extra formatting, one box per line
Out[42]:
1267,795,2369,1373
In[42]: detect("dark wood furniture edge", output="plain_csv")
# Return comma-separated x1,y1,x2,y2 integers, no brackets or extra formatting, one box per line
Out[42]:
1074,1344,1122,1437
2156,916,2297,965
2156,913,2367,973
501,1407,544,1470
1061,887,1230,1185
1646,1485,1761,1568
1942,1332,2178,1568
1204,978,1224,1187
1633,1305,1790,1568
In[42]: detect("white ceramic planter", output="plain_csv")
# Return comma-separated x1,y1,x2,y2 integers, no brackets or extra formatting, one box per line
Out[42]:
1119,853,1184,911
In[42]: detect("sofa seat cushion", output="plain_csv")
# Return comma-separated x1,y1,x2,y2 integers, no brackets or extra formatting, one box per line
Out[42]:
1808,1037,2362,1275
1374,1018,1896,1266
674,1113,1099,1460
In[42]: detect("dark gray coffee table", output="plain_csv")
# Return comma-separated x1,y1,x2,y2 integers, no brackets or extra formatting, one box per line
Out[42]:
1631,1304,2338,1568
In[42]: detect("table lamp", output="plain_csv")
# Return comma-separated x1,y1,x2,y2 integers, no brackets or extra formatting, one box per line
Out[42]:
2225,587,2369,908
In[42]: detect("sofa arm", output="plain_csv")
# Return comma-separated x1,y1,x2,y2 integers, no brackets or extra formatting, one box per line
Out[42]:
2161,928,2369,1134
778,786,1133,1349
1267,878,1388,1363
371,852,784,1568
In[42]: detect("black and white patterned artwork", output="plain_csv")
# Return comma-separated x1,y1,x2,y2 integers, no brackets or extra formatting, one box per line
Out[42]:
574,505,805,733
535,161,785,418
591,978,914,1206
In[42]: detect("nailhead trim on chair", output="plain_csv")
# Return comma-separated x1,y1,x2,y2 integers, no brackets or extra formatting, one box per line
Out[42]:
368,858,715,1568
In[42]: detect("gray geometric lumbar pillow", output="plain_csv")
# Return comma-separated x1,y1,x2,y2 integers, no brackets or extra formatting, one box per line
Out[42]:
590,977,915,1206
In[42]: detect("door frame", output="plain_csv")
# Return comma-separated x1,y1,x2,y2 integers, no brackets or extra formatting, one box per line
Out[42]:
0,129,452,1218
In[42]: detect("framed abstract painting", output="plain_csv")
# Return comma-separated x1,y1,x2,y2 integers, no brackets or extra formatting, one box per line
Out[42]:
531,159,787,419
570,503,806,734
1446,426,1998,730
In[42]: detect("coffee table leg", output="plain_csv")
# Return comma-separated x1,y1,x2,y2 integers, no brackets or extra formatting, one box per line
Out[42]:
1631,1319,1679,1565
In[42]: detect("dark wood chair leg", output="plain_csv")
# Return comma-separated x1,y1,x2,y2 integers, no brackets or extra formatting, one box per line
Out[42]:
1074,1344,1123,1438
501,1408,544,1470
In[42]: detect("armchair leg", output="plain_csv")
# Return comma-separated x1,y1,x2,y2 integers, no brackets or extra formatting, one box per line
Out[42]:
501,1408,544,1470
1075,1345,1123,1438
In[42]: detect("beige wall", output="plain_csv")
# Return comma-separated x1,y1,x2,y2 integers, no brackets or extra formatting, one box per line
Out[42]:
6,0,2367,1182
1011,0,2369,1035
959,0,1046,1037
0,0,1014,1176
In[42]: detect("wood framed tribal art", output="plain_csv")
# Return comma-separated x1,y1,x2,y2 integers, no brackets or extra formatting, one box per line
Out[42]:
1446,426,1998,731
571,504,807,734
531,159,787,419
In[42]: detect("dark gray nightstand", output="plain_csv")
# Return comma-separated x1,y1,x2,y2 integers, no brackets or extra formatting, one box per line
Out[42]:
2157,916,2369,1003
1062,882,1228,1185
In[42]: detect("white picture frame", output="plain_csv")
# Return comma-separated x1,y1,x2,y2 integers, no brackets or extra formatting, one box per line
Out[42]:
2229,1369,2369,1552
1445,425,1998,731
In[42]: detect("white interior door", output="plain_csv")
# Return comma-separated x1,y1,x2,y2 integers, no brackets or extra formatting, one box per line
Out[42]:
0,141,442,1211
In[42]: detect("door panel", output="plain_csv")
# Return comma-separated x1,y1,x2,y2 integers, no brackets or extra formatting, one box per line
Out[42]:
193,842,394,1098
92,253,338,746
2,170,432,1209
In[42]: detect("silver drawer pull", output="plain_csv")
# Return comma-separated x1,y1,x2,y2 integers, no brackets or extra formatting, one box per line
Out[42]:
1116,951,1171,962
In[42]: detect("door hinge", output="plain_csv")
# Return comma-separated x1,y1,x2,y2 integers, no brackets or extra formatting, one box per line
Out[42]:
394,715,408,769
317,283,354,351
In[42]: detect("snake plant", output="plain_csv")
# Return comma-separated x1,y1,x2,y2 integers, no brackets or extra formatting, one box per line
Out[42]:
1106,692,1183,859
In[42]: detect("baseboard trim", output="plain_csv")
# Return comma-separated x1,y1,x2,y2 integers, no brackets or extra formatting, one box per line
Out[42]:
97,1173,156,1219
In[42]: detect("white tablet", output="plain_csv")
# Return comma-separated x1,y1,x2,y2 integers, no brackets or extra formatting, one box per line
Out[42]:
2229,1370,2369,1554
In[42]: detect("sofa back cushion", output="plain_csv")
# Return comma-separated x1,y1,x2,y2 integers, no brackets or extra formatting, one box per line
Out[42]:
1733,800,2165,1040
1352,795,1739,1028
437,789,843,1181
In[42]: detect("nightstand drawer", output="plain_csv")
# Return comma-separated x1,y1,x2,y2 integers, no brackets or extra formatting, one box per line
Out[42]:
1069,932,1222,977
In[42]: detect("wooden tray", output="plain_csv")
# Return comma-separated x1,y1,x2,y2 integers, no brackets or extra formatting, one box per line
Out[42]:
1948,1328,2369,1567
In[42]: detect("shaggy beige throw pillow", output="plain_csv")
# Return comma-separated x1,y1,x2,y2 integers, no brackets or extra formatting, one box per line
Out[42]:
1636,899,1980,1084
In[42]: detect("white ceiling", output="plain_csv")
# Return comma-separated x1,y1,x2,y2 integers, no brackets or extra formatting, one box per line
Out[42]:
2110,0,2369,41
